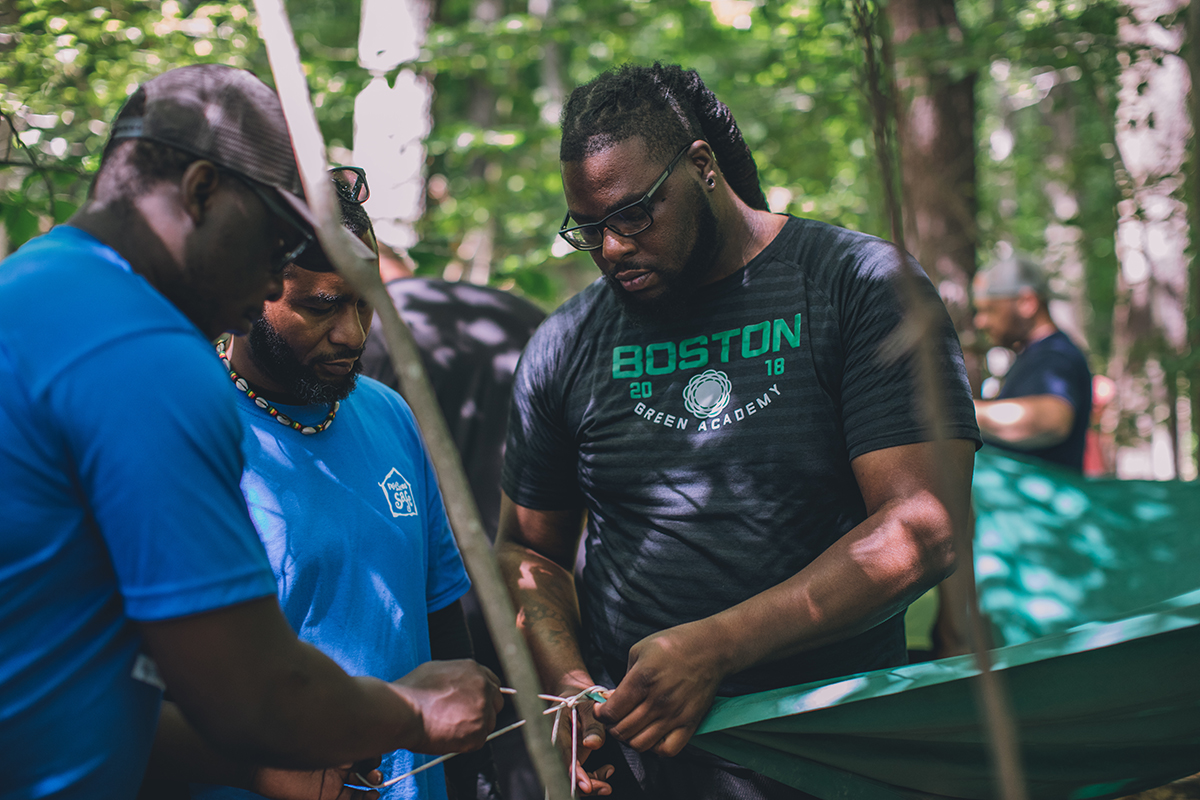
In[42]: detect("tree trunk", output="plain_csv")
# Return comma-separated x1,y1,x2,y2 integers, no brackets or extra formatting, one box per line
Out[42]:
886,0,979,367
354,0,433,251
1109,0,1191,479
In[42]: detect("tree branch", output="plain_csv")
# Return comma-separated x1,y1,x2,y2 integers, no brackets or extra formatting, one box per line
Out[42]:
0,109,58,220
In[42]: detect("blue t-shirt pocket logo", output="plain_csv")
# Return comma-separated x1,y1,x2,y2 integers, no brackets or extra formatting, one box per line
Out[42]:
379,467,418,518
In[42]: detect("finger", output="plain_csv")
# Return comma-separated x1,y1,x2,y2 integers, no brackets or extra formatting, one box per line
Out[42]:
578,704,607,750
592,678,645,725
481,663,501,687
604,697,659,745
583,763,615,796
350,756,383,776
625,719,673,753
652,725,696,757
574,761,614,796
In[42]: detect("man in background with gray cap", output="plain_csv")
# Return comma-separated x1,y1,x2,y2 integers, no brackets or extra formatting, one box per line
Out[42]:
972,254,1093,471
0,64,500,800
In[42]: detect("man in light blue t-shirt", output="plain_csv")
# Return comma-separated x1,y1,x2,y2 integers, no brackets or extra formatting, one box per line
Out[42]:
0,65,501,800
187,173,498,800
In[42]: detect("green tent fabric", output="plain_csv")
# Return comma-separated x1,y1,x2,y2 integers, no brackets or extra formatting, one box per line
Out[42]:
691,447,1200,799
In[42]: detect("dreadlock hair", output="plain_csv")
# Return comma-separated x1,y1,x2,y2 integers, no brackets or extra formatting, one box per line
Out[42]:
559,62,768,211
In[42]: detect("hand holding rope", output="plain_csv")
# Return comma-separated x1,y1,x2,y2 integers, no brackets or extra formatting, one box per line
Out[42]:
348,686,612,797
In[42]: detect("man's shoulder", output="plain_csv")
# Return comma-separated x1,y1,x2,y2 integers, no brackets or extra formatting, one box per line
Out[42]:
1021,330,1091,369
765,216,908,285
2,226,197,340
2,228,207,396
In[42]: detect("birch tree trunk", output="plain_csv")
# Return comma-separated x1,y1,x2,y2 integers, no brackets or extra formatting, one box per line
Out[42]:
1109,0,1192,480
354,0,433,251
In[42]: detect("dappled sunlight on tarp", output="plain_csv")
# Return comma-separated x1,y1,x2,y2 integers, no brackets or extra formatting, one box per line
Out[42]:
971,446,1200,646
692,448,1200,800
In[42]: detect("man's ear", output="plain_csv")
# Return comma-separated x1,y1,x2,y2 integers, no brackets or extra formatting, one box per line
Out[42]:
180,160,221,225
1016,288,1041,318
687,139,718,187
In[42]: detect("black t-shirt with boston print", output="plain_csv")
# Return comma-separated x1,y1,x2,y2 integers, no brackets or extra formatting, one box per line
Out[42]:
503,216,980,695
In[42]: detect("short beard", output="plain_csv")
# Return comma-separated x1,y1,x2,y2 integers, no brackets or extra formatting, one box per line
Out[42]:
246,317,361,405
606,189,723,325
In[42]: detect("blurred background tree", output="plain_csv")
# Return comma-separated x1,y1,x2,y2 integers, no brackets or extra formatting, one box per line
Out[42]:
1,0,1193,479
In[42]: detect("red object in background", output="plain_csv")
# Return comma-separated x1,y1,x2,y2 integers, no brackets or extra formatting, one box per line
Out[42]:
1083,375,1116,477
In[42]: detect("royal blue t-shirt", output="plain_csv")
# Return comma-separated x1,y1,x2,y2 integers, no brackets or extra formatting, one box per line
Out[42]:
0,226,278,800
993,330,1092,471
193,375,471,800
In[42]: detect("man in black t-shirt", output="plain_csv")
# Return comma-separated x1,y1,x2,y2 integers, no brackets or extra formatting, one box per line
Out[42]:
972,255,1092,471
496,63,980,799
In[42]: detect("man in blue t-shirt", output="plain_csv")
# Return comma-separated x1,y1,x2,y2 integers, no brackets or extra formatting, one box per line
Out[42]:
495,63,979,799
0,65,500,800
184,177,497,800
972,255,1093,471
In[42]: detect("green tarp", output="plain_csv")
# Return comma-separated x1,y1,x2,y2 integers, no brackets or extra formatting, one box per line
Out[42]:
691,447,1200,799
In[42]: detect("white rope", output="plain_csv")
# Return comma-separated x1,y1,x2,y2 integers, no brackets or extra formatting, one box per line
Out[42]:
347,685,610,797
536,686,609,800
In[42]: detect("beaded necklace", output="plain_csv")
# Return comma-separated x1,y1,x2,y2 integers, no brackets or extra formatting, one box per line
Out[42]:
216,338,338,435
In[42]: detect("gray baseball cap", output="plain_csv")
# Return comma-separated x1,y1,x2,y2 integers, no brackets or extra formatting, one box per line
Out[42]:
107,63,331,271
973,255,1060,300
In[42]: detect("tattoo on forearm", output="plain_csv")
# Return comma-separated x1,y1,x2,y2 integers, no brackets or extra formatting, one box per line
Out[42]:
518,599,576,645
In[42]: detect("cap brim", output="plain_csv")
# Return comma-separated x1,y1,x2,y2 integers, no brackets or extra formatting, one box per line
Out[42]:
272,188,336,272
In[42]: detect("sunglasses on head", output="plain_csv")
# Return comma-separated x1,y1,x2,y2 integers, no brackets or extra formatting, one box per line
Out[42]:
330,166,369,205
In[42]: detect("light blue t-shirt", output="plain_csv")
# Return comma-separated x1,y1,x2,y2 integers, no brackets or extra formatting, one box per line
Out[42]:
0,226,278,799
194,375,471,800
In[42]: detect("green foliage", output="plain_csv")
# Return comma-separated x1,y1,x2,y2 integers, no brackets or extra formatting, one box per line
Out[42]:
0,1,265,247
0,0,365,251
1,0,1132,331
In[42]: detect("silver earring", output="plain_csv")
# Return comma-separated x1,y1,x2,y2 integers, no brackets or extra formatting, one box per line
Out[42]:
707,177,715,188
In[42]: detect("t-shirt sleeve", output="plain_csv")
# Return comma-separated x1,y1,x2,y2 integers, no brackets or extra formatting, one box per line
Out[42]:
50,331,278,621
413,410,471,613
501,315,586,510
834,243,981,459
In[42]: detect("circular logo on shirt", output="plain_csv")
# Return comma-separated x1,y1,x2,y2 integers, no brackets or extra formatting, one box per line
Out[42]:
683,370,733,419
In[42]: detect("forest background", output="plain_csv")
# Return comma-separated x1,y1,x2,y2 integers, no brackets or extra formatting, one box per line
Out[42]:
1,0,1195,480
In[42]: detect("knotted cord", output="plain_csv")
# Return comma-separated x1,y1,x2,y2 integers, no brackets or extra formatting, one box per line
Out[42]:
348,685,611,796
537,686,610,799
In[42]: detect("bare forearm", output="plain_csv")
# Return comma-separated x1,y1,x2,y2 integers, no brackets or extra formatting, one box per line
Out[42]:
143,701,254,792
975,395,1073,448
495,541,593,694
699,441,974,676
141,600,425,769
235,643,424,766
704,494,957,674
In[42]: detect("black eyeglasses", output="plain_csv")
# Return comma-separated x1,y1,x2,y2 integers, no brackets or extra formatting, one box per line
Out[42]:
558,144,691,251
330,165,369,205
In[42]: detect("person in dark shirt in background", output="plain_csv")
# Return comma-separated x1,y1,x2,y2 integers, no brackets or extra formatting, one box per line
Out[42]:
972,254,1093,472
360,245,546,800
933,256,1095,659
